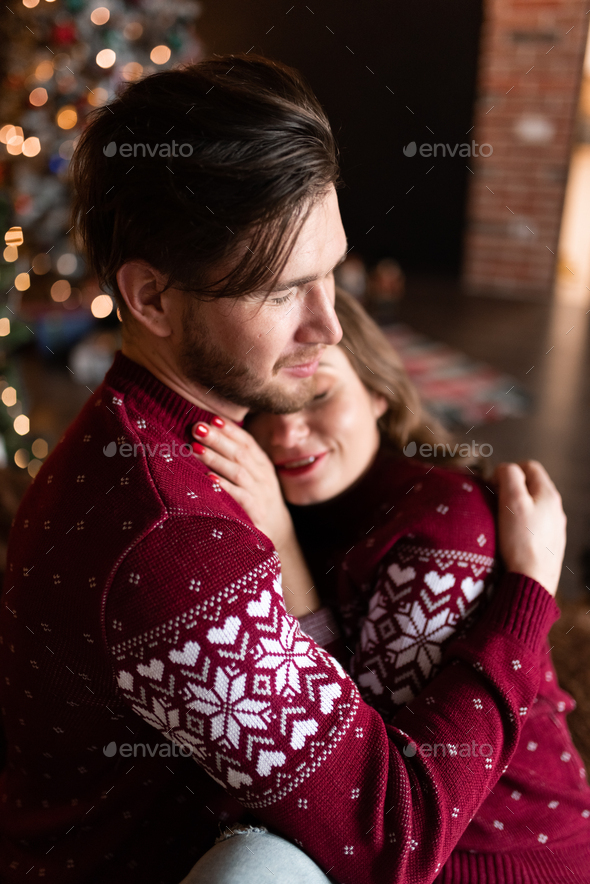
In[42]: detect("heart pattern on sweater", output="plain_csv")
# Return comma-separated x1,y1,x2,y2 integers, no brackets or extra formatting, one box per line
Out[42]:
256,750,286,776
424,571,456,595
247,590,271,618
226,768,253,789
319,682,342,714
207,616,241,645
290,718,319,750
136,658,164,681
388,563,416,586
461,577,485,603
169,641,200,667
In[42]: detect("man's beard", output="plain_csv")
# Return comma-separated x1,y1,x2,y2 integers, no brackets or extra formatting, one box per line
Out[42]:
178,298,318,414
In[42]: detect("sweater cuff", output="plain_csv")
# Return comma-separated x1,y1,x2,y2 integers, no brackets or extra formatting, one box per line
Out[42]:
478,571,561,657
298,605,341,646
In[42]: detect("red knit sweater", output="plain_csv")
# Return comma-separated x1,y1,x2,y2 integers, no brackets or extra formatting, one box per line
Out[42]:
292,446,590,882
0,352,575,884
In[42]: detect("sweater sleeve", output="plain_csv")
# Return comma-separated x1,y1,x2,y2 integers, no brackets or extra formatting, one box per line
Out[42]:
104,513,560,884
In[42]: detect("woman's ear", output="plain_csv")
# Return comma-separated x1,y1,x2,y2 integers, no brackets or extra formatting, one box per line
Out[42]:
371,392,388,420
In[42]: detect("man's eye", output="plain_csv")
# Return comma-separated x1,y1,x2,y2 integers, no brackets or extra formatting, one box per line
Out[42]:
270,293,292,306
313,391,328,401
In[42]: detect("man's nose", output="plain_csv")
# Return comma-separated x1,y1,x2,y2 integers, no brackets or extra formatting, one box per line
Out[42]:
296,280,343,346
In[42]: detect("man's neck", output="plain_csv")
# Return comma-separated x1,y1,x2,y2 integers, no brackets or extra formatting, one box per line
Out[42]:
121,339,248,423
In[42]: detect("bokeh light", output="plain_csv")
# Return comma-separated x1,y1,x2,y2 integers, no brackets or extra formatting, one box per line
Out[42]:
0,318,10,336
3,246,18,262
96,49,116,69
28,458,43,477
14,414,30,436
5,227,24,247
32,438,49,459
1,386,17,407
29,87,48,107
35,61,53,81
22,136,41,157
56,253,77,275
15,272,31,291
14,449,30,469
50,279,71,302
56,106,77,129
90,294,113,318
88,87,108,107
90,6,110,24
150,45,171,65
121,62,143,82
32,253,51,274
124,21,143,40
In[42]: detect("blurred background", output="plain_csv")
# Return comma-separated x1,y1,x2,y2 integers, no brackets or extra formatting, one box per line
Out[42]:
0,0,588,626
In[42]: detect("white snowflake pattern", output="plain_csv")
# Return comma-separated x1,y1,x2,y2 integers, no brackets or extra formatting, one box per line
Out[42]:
493,820,504,830
386,601,454,678
511,791,522,801
538,833,548,844
511,660,521,670
254,618,316,698
527,741,538,752
186,667,271,749
134,697,180,733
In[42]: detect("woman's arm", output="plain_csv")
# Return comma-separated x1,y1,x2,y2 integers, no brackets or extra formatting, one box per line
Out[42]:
349,460,565,718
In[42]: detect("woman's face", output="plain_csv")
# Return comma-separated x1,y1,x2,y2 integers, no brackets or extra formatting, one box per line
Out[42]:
247,345,387,505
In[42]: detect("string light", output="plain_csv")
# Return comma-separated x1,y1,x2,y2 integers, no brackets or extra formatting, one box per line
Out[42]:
14,449,29,469
0,318,10,336
3,246,18,262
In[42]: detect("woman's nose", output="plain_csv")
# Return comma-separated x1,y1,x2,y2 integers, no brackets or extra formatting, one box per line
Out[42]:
270,413,310,451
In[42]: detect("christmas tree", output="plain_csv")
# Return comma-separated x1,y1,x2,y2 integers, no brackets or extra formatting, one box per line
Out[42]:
0,0,204,474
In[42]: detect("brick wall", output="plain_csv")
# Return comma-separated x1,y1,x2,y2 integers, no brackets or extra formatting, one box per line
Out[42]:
462,0,589,300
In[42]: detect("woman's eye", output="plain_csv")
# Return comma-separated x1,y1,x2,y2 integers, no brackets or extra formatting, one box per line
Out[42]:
312,391,328,401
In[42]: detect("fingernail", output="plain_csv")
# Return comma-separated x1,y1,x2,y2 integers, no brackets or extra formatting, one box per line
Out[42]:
206,473,219,483
194,423,209,438
212,416,225,428
192,442,206,455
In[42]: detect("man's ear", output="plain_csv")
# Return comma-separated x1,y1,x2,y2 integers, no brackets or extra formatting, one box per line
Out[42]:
116,261,173,338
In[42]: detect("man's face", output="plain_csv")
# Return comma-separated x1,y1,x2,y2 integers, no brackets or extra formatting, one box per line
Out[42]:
177,185,347,413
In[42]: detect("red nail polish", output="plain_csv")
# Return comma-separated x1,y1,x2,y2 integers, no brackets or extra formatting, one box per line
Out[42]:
192,442,206,455
206,473,219,483
194,423,209,437
212,416,225,428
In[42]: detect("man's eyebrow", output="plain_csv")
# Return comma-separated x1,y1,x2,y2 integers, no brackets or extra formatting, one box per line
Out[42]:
272,244,349,292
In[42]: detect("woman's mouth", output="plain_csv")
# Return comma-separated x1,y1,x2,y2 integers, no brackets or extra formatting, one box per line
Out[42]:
275,451,328,477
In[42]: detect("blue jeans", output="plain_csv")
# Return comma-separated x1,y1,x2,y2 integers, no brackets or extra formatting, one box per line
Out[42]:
179,823,329,883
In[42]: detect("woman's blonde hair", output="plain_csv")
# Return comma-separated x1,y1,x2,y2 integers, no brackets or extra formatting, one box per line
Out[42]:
334,286,465,466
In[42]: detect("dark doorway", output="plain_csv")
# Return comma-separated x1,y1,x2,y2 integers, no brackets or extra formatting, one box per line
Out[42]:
197,0,484,274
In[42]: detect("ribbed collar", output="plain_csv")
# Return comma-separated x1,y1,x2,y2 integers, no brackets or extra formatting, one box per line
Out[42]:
104,351,220,443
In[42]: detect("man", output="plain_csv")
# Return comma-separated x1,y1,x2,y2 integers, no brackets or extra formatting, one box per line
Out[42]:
0,55,563,883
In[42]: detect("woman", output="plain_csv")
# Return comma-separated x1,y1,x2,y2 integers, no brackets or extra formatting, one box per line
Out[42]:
190,287,590,881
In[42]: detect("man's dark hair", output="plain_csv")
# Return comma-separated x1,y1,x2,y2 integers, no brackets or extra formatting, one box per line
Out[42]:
70,53,340,310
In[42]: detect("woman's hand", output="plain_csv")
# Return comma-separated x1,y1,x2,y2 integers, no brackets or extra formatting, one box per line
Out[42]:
191,417,322,618
191,417,293,551
493,460,566,598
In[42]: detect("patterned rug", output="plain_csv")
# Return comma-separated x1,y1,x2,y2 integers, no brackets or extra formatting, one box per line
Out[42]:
382,323,532,430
